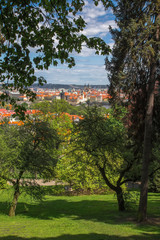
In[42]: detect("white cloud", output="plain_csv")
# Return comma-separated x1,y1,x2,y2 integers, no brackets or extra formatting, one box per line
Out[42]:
78,1,117,40
35,63,108,85
33,1,115,85
82,20,116,37
83,1,106,19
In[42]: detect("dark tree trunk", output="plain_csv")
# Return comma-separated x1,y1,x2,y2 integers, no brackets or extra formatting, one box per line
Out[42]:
138,64,156,222
138,11,159,221
9,185,20,217
97,164,125,211
8,171,23,217
116,187,125,211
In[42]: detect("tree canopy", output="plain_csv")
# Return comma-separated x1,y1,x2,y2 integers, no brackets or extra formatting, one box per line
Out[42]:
31,99,86,116
72,106,137,211
105,0,160,221
0,0,111,106
0,119,60,216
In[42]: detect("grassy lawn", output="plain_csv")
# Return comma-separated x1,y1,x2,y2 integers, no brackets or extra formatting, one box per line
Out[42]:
0,188,159,240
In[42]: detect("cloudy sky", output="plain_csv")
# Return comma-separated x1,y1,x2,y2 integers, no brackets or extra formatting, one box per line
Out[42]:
35,1,115,86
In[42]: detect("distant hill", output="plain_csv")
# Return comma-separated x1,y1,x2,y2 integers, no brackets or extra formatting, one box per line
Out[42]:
32,83,108,89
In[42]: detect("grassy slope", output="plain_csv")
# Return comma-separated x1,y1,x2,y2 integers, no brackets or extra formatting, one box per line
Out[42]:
0,189,159,240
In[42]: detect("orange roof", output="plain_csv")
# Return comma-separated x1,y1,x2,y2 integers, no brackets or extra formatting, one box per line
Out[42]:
63,113,83,121
8,121,24,126
64,92,70,96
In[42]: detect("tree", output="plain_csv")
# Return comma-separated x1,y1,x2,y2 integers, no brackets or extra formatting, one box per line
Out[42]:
55,145,109,194
105,0,160,221
0,119,60,216
73,106,136,211
32,99,71,115
31,99,86,116
0,0,111,109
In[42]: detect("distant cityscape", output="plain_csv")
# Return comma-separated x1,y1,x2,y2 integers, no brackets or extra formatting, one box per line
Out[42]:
0,84,127,125
0,84,110,125
0,84,112,106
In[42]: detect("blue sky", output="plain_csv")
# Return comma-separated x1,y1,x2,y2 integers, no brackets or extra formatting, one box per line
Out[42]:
35,1,116,86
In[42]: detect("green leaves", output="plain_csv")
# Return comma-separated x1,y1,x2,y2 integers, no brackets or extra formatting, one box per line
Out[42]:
72,105,131,180
74,106,126,156
106,0,160,100
0,119,60,184
55,151,108,192
0,0,110,107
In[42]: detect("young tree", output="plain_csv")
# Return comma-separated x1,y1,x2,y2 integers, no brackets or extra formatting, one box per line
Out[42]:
73,106,136,211
0,120,60,216
106,0,160,221
0,0,111,108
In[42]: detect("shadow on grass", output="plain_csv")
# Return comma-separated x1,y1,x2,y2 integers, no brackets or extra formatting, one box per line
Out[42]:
0,198,160,235
0,233,160,240
0,194,160,220
0,198,123,223
0,192,159,238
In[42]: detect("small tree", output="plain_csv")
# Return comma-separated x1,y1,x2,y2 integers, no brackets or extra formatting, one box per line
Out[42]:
73,106,136,211
0,119,60,216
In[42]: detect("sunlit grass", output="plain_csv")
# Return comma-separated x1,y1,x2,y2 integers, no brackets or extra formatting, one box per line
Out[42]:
0,188,159,240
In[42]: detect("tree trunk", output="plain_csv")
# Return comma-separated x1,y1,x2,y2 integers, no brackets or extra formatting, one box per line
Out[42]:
9,170,24,217
116,187,125,211
8,177,22,217
138,64,156,222
97,164,125,211
9,187,20,217
138,10,159,222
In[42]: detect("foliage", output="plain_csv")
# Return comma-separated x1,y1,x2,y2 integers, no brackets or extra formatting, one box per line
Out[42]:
72,105,137,211
149,170,160,193
0,119,60,216
0,178,8,189
106,1,159,101
43,185,66,196
21,102,28,110
31,100,68,115
31,99,86,116
0,0,111,109
105,0,160,221
55,149,109,194
47,106,109,194
149,142,160,193
123,191,139,210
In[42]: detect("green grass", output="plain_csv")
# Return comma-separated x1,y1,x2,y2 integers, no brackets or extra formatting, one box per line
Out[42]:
0,188,159,240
